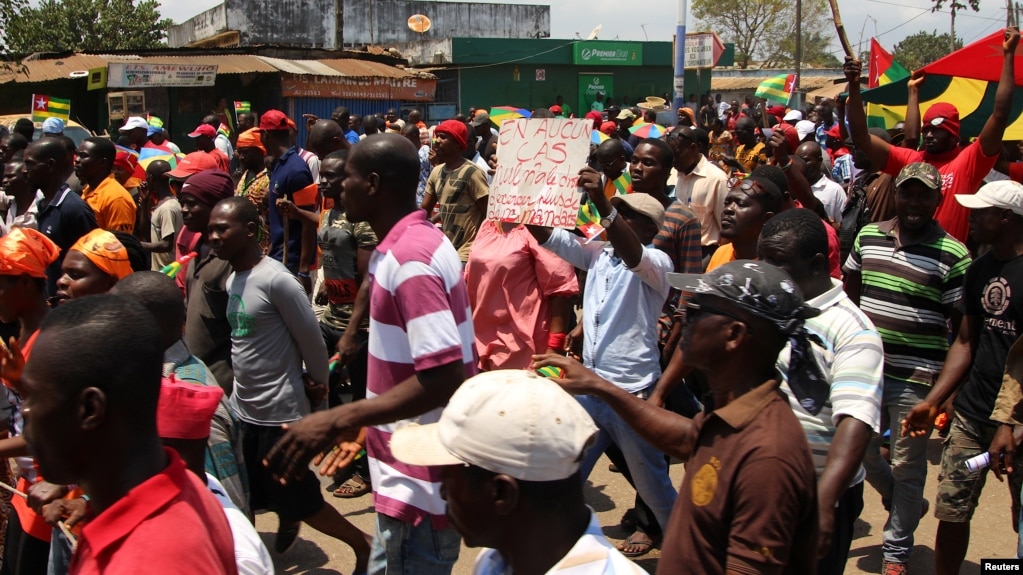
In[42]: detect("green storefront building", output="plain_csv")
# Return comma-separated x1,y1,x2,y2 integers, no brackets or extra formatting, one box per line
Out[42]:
432,37,726,117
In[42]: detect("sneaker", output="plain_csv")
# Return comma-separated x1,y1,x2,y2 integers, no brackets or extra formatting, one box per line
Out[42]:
882,560,908,575
275,520,301,554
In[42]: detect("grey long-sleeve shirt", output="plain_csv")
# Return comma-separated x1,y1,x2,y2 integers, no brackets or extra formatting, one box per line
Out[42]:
226,256,329,425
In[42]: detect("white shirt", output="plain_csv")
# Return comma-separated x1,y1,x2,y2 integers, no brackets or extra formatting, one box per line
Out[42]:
472,510,648,575
206,474,275,575
717,101,731,121
214,133,234,160
811,175,847,224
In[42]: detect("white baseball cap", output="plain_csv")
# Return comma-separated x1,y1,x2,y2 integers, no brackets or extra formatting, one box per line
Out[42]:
783,110,803,122
118,116,149,132
795,120,816,142
955,180,1023,216
390,370,598,482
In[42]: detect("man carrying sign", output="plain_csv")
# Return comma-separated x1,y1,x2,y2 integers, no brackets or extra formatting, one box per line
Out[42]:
420,120,490,265
526,166,678,546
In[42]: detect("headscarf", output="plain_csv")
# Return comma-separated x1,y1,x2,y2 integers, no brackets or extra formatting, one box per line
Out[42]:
0,228,60,278
70,229,133,280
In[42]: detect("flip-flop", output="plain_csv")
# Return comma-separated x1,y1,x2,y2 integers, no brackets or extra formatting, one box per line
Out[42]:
333,472,371,498
617,532,659,558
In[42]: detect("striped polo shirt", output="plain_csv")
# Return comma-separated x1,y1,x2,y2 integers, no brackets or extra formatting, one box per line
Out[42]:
844,218,970,386
777,279,883,485
365,209,477,528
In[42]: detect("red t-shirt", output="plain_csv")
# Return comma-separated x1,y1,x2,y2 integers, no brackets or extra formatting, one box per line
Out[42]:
883,142,999,243
1009,162,1023,183
71,449,237,575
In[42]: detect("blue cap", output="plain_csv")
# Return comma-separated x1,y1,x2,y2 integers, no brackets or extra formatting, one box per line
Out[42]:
41,117,64,134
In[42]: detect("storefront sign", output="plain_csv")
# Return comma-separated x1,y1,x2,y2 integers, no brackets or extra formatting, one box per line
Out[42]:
573,41,642,66
488,118,591,229
107,63,218,88
280,73,436,101
578,74,614,114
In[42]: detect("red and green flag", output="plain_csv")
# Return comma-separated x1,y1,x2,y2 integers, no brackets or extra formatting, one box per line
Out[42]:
862,30,1023,139
866,39,910,129
755,74,796,105
31,94,70,122
576,171,632,241
868,38,910,88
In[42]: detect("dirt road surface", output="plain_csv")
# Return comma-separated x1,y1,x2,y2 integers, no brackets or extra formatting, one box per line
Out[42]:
254,437,1018,574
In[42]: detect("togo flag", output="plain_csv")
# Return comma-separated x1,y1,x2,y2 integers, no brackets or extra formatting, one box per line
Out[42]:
31,94,70,122
234,101,251,113
755,74,797,105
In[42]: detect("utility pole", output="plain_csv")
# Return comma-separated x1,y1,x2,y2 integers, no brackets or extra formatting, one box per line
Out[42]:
673,0,687,116
950,5,957,52
795,0,802,87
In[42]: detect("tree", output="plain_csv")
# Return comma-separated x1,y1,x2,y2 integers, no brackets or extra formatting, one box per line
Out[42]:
6,0,171,54
0,0,28,72
892,30,963,71
693,0,833,69
773,31,843,68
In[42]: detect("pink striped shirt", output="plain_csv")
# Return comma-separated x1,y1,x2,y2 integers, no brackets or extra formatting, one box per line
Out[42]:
366,209,477,528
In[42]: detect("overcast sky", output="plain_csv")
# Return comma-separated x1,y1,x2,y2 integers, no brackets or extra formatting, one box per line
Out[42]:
159,0,1011,62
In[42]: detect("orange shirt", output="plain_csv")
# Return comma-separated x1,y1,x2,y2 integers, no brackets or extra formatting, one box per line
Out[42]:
82,175,137,233
706,243,736,272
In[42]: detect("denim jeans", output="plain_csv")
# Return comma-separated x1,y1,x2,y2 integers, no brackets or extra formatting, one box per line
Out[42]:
369,513,461,575
576,394,679,532
863,378,931,565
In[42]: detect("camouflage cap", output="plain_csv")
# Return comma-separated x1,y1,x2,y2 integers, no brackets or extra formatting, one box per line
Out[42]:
896,162,941,191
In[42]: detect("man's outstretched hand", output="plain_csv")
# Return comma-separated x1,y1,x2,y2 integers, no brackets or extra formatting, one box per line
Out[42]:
264,409,346,485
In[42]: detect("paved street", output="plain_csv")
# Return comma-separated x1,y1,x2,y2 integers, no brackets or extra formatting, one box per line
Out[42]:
254,437,1018,574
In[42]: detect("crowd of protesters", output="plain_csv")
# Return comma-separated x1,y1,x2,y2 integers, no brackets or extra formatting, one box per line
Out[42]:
0,26,1019,575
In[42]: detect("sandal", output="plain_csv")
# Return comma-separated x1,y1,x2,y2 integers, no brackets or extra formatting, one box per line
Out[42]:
333,472,371,498
617,531,659,558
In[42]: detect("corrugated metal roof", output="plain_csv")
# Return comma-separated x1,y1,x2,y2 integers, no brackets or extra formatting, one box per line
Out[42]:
256,56,344,76
1,53,433,85
712,76,839,92
1,54,276,84
318,58,433,79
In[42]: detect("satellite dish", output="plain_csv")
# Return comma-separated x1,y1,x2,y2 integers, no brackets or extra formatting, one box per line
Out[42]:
408,14,432,33
586,25,602,40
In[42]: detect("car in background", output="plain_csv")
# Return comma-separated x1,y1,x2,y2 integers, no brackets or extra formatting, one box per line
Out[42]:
0,115,93,148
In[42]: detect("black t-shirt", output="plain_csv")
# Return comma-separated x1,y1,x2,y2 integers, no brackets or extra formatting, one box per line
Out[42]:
954,252,1023,426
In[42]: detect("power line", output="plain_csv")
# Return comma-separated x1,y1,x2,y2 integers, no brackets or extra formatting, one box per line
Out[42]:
862,0,1005,21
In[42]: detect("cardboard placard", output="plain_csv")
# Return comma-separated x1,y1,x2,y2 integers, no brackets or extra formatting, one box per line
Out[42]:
487,118,591,229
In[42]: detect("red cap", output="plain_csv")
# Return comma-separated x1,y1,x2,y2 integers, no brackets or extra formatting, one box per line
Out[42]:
775,124,801,153
113,151,145,179
157,375,223,440
922,102,960,139
167,152,221,179
259,109,291,131
434,119,468,151
550,105,563,114
767,105,786,119
188,124,216,138
600,121,617,135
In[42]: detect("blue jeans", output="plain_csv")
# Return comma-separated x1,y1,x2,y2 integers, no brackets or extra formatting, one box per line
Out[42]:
863,378,931,565
576,394,678,531
369,513,461,575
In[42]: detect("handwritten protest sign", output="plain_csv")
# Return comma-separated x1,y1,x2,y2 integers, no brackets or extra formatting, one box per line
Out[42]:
487,118,592,229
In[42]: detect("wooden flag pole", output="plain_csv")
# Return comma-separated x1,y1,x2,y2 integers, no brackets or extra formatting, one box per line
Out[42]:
828,0,856,58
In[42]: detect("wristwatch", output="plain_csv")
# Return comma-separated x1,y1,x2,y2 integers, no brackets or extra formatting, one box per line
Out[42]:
600,207,618,229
